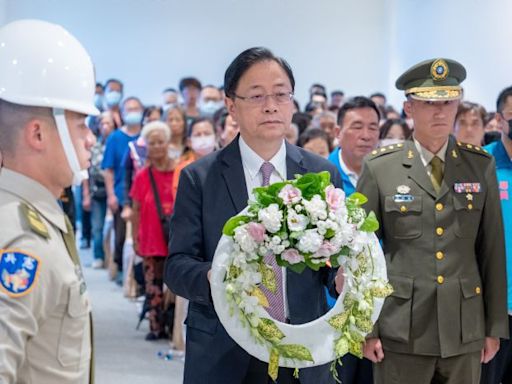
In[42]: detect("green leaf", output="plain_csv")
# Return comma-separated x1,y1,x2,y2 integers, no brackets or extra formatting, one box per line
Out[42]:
304,257,322,271
287,262,307,274
259,263,277,293
276,344,314,362
294,173,321,199
359,211,379,232
268,348,280,381
346,192,368,206
222,215,251,236
327,312,349,331
324,228,335,239
258,318,286,342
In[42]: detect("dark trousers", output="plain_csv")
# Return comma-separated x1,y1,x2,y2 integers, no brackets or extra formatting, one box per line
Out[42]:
374,350,481,384
481,315,512,384
82,209,91,242
143,256,166,333
336,353,373,384
91,197,107,260
243,357,299,384
113,210,126,272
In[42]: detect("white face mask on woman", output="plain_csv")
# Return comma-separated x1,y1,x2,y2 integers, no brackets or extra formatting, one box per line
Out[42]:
191,134,216,156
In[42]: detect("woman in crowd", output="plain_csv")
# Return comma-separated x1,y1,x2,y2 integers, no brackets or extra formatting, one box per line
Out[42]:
379,118,412,146
83,111,115,268
164,106,188,161
298,128,332,159
453,101,486,146
130,121,175,340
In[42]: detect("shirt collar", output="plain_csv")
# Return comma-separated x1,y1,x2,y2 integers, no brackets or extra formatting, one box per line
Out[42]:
337,149,358,178
239,136,287,182
0,168,67,232
413,135,449,166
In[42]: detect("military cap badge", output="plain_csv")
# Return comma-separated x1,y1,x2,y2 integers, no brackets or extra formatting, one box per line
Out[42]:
431,59,449,81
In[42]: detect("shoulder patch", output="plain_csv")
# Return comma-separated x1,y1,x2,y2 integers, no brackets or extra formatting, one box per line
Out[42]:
456,141,491,158
368,143,404,160
0,249,41,297
19,203,50,239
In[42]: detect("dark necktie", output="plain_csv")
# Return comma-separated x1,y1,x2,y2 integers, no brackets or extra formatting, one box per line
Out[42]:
430,155,444,193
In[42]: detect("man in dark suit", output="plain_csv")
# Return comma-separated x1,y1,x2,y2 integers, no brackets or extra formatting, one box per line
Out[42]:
164,47,343,384
359,58,509,383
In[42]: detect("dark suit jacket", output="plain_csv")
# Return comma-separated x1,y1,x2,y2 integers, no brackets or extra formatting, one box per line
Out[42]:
165,137,342,384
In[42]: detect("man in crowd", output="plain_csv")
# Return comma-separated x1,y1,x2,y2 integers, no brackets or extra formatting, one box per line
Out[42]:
165,47,344,384
179,76,202,123
102,97,144,284
359,58,509,383
328,97,380,196
103,78,124,129
199,84,224,118
0,19,98,383
480,86,512,384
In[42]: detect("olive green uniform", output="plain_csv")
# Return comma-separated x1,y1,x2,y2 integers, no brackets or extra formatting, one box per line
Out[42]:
358,137,509,382
0,169,93,383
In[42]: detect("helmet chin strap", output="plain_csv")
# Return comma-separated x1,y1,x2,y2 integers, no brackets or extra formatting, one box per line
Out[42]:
52,108,88,186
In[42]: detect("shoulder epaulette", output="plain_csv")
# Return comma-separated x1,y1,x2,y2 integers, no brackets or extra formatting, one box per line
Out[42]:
368,143,405,160
19,203,50,239
456,141,491,158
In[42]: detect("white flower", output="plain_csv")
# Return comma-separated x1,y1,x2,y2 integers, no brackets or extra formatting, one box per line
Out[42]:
234,225,258,254
239,291,260,314
287,209,309,232
295,204,304,213
303,195,328,223
297,229,324,253
278,184,302,205
258,204,283,233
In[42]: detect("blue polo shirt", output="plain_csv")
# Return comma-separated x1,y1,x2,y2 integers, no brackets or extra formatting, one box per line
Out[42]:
328,147,356,195
485,140,512,313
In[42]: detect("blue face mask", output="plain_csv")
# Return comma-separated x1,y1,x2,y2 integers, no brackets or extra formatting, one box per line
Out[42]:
200,101,223,118
105,91,122,107
94,94,104,110
123,111,143,126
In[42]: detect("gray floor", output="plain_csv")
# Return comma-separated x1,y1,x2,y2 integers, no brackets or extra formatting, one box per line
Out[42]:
80,247,184,384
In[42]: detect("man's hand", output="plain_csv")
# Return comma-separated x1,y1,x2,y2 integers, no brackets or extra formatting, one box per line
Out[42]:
207,269,212,283
481,337,500,363
363,338,384,363
107,194,119,213
82,194,91,211
335,267,345,294
121,206,133,221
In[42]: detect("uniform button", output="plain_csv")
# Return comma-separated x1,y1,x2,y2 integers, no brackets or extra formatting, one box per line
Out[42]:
468,203,473,210
436,227,444,236
475,286,481,294
436,251,444,260
437,275,444,284
400,205,407,213
435,203,444,211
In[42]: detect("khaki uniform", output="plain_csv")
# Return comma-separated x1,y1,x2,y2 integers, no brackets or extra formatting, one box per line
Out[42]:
358,137,509,357
0,169,92,384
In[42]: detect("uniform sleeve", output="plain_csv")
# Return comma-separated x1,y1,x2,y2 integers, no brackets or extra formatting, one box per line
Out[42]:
476,157,509,338
0,238,57,383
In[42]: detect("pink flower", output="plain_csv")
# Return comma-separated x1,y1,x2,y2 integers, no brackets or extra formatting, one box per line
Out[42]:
278,184,302,205
313,241,338,258
325,185,345,211
281,248,305,265
246,222,266,243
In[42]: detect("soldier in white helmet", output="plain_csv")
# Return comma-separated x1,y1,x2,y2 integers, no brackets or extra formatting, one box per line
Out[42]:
0,19,99,383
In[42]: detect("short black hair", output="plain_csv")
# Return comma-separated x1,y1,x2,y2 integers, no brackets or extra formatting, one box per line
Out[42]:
104,78,124,91
298,128,332,152
121,96,144,111
309,83,326,94
337,96,380,126
379,118,411,140
496,86,512,114
188,117,214,137
179,77,202,92
370,92,386,100
162,87,177,94
224,47,295,99
331,90,344,97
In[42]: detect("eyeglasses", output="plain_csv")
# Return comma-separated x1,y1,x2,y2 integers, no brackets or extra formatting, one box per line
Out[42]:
232,91,294,105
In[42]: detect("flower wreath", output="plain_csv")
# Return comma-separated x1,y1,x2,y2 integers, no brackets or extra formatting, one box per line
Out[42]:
210,172,392,382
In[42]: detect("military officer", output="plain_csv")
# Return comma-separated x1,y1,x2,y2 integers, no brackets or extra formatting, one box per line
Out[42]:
0,20,99,383
358,58,509,383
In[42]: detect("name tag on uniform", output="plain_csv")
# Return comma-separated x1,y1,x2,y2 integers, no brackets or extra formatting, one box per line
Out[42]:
454,182,481,193
393,194,414,202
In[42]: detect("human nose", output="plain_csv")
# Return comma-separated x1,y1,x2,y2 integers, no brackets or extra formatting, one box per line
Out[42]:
262,94,278,113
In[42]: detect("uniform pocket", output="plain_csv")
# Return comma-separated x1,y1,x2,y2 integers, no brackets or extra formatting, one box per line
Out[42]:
453,195,483,239
379,275,414,343
384,196,423,239
460,275,485,343
58,283,91,367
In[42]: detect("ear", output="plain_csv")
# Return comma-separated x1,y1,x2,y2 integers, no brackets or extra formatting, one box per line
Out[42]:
225,97,237,121
403,100,412,118
23,118,48,151
334,124,342,142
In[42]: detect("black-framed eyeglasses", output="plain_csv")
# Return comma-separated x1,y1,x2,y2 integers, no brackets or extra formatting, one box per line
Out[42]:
232,91,294,105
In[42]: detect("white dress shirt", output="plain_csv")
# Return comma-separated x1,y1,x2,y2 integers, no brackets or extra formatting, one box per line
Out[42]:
413,136,449,176
338,150,359,187
239,136,289,318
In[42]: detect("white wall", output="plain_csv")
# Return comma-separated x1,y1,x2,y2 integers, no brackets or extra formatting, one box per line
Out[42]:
2,0,511,111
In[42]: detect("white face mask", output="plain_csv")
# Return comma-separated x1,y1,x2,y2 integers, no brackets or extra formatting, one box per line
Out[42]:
379,138,404,147
167,147,183,160
191,134,216,156
53,108,89,186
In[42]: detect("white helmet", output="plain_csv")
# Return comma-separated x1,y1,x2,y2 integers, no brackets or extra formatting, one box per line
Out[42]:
0,19,99,116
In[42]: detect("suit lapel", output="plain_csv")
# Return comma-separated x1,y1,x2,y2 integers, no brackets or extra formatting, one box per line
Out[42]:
220,137,249,214
402,140,437,199
285,142,307,180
